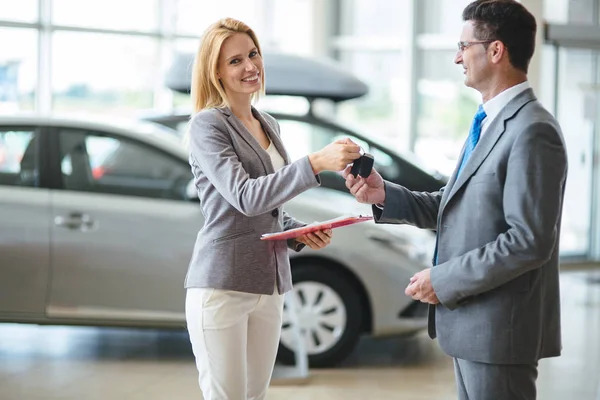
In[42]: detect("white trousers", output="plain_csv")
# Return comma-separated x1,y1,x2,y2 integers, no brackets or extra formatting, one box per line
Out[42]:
185,286,284,400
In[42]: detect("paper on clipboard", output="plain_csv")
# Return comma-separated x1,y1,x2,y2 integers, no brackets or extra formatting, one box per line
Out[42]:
260,215,373,241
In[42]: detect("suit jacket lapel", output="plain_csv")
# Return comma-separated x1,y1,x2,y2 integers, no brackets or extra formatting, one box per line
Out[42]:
445,115,507,202
441,88,537,210
218,107,274,173
252,107,291,165
440,163,460,208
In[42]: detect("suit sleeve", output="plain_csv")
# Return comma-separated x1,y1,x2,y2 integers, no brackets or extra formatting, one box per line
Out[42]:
188,112,320,217
431,122,568,310
282,210,307,251
372,181,444,230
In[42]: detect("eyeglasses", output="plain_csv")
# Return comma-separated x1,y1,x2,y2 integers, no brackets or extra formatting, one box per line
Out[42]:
457,40,496,52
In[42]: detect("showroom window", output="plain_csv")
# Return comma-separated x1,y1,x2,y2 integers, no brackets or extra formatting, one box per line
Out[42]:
412,0,475,176
0,0,318,116
0,28,37,113
52,32,158,115
544,0,597,24
175,0,261,37
0,0,38,23
551,47,596,256
346,0,408,37
333,0,411,151
268,0,314,54
413,49,478,177
337,51,407,144
416,0,471,36
52,0,160,32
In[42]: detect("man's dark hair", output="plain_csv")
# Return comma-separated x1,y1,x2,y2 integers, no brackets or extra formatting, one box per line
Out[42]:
463,0,537,73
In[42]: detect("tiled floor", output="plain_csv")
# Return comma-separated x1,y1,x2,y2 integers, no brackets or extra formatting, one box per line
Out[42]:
0,269,599,400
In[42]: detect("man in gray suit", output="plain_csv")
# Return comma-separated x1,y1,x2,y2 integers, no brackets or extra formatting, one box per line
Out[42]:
345,1,568,399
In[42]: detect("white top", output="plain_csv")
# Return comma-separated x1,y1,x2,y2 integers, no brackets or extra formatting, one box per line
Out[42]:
481,80,530,138
266,141,286,171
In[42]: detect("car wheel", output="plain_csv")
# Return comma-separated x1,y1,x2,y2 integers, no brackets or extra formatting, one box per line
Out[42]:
277,260,364,368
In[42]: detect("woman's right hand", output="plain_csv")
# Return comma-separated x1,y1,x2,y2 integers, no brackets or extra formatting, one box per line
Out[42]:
308,138,362,174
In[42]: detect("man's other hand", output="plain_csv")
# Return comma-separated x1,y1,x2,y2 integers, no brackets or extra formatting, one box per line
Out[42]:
405,268,440,304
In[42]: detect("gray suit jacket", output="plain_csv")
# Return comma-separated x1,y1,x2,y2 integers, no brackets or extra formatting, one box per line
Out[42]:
185,106,320,294
374,89,568,364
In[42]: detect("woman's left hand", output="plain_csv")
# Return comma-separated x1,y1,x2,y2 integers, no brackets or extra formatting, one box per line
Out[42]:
297,229,333,250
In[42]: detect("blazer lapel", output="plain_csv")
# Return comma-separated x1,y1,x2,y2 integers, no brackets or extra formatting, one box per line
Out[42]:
218,107,273,173
252,107,291,165
445,115,507,203
441,89,537,210
440,161,461,206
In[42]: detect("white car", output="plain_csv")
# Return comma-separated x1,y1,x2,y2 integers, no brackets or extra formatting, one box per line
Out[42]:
0,114,434,367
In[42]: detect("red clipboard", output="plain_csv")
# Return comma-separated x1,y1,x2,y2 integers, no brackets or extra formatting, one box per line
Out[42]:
260,215,373,241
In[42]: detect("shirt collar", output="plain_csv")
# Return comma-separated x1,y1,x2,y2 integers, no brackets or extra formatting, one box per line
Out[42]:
482,81,530,124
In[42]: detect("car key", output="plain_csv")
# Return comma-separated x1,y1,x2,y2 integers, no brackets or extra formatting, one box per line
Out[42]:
350,153,374,178
357,153,374,178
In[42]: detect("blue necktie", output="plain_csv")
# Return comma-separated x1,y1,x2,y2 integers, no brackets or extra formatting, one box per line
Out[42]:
433,105,486,265
456,105,486,178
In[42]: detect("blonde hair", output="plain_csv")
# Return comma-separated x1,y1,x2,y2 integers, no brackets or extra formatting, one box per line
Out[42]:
191,18,265,113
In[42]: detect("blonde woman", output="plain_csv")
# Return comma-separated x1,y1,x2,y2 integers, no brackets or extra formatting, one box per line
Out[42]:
184,18,361,400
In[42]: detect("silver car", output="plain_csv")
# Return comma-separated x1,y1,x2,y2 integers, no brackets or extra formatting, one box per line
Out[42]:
0,114,434,367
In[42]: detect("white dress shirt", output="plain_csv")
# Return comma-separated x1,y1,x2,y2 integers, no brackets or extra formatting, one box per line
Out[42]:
266,141,286,171
480,80,530,138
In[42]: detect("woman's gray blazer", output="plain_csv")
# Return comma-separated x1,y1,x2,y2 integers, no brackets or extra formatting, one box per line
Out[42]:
185,106,320,295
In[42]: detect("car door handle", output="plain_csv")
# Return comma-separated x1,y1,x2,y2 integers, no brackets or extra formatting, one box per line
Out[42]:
54,212,97,231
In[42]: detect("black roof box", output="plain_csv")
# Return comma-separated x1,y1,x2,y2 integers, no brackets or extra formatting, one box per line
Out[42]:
165,51,369,102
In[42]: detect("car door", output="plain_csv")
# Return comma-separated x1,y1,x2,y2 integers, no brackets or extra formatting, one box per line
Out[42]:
46,127,202,325
0,126,51,315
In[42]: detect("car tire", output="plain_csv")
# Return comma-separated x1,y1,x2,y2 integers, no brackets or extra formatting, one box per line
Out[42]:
277,260,364,368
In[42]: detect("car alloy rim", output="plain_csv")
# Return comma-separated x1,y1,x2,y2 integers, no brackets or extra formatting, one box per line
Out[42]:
280,281,347,355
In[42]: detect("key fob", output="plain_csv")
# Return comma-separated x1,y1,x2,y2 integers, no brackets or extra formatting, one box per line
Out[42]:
350,156,362,178
358,153,374,178
350,153,374,178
